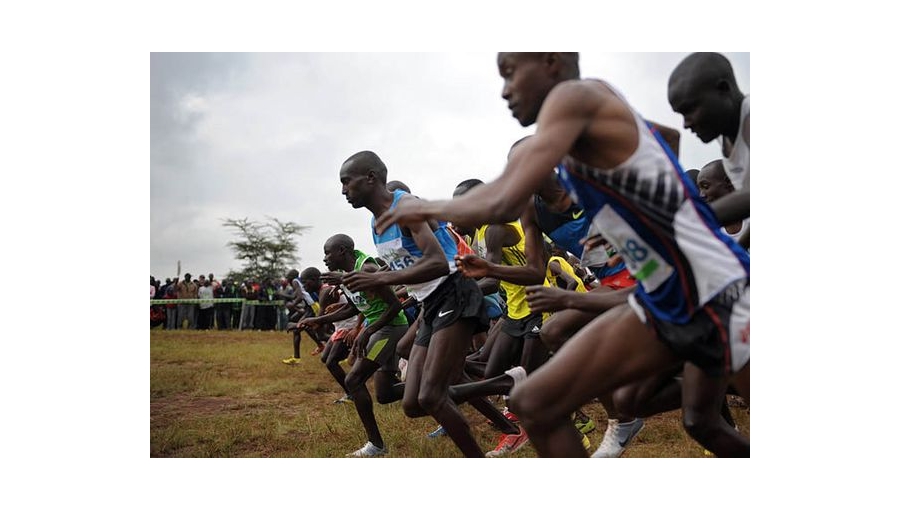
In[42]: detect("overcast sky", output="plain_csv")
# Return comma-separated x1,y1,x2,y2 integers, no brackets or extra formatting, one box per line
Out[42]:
150,52,749,282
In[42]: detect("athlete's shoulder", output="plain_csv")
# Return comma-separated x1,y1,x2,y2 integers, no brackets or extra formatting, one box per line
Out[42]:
547,79,614,109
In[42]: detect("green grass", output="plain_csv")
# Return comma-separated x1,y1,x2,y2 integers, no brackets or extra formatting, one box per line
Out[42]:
150,329,749,457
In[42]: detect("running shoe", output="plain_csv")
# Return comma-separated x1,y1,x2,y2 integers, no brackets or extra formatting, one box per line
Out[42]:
591,418,644,458
574,415,596,435
581,432,591,450
346,441,387,457
502,407,520,423
485,427,529,457
310,345,324,356
504,366,527,389
399,358,408,382
281,357,301,365
333,394,353,404
427,425,447,439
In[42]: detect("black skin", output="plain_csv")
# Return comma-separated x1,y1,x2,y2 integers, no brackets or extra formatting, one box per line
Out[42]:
339,153,487,457
298,234,408,450
373,53,748,457
280,271,320,358
668,52,749,249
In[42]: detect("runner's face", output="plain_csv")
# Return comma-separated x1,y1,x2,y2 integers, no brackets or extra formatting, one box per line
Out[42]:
668,79,729,143
696,167,733,202
323,244,341,271
498,53,552,127
340,166,370,209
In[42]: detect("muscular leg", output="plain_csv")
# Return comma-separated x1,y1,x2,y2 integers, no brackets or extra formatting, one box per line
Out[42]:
322,340,350,394
374,369,402,404
464,319,503,378
406,319,483,457
520,333,549,374
510,303,681,457
539,307,598,353
613,368,736,428
292,330,302,359
345,358,385,448
483,329,522,379
396,315,420,361
613,368,683,418
539,299,636,423
680,362,749,457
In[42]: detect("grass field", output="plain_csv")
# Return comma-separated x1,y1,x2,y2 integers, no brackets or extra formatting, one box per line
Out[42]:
150,329,749,458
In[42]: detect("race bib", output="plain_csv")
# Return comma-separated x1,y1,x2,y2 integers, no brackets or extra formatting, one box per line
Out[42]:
595,205,673,293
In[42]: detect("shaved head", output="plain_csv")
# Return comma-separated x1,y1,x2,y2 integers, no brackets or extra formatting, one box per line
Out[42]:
453,178,484,198
669,52,739,93
342,150,388,183
668,53,744,143
498,52,580,80
386,180,411,193
325,233,355,252
300,267,321,280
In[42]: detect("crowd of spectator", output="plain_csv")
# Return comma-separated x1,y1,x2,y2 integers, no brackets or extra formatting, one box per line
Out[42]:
150,272,291,331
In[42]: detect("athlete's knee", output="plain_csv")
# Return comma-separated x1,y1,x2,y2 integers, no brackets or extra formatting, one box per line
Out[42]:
538,318,566,352
508,381,545,428
416,381,452,415
402,395,427,418
682,407,721,443
345,372,366,392
612,386,641,417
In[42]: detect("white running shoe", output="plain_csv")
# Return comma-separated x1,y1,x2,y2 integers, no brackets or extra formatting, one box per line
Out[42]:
504,365,527,388
346,441,387,457
591,418,644,458
399,358,408,382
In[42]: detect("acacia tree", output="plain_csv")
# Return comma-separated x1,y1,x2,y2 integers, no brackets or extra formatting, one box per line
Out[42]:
222,217,309,284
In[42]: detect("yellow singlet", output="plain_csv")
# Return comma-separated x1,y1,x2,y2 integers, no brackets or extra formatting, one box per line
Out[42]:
473,221,531,320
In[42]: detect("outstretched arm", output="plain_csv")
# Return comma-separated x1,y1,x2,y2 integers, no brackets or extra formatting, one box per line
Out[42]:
525,284,633,314
343,198,450,292
374,83,593,234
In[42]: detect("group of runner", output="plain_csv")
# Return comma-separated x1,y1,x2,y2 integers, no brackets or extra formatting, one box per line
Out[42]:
282,52,749,458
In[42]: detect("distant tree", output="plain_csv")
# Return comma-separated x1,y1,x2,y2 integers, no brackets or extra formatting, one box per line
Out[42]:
222,217,309,283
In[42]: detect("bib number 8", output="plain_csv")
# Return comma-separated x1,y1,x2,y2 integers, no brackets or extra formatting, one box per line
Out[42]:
624,239,648,262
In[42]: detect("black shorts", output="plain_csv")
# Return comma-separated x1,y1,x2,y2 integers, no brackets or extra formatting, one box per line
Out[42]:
414,272,488,347
634,279,750,377
500,313,542,340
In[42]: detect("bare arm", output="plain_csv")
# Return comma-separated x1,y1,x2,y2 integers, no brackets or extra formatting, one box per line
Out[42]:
474,223,520,295
300,302,359,328
358,279,404,340
374,83,593,234
525,284,633,314
548,259,579,290
344,198,450,292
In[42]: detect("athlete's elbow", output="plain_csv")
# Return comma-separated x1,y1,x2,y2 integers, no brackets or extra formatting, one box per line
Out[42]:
423,260,450,280
523,268,545,285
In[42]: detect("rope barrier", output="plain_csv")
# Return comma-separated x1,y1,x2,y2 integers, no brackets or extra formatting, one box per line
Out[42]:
150,299,285,306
